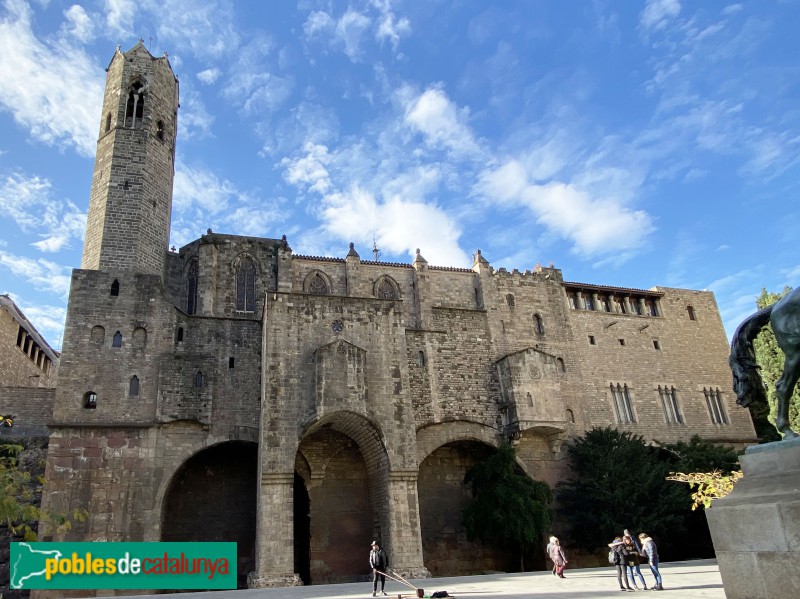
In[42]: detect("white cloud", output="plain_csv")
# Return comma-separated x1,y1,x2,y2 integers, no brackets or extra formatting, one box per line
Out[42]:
0,173,86,253
336,9,371,60
319,186,467,267
172,162,236,215
403,87,481,156
376,12,410,49
0,251,72,296
104,0,136,38
197,68,221,84
62,4,94,42
151,0,241,59
304,10,334,36
3,292,67,348
280,143,332,194
477,160,654,258
0,0,104,156
640,0,681,32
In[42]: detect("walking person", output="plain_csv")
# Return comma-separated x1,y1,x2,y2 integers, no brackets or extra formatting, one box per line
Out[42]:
548,537,568,578
369,540,389,596
623,531,647,590
638,533,663,591
609,537,633,592
546,536,557,575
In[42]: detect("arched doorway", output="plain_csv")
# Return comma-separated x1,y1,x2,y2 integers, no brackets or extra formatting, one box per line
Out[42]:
161,441,257,589
418,441,514,575
295,428,373,583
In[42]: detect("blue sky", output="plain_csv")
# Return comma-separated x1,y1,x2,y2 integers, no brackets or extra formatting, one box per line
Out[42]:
1,0,799,350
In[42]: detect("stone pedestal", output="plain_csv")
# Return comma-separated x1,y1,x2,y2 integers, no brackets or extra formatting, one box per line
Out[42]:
706,437,800,599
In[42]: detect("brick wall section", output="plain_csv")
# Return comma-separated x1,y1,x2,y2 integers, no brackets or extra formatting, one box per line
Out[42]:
0,387,54,437
0,301,58,388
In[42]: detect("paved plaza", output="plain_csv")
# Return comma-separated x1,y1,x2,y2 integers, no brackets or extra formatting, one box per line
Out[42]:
116,559,726,599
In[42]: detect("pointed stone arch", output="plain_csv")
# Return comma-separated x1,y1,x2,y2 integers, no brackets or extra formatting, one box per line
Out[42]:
233,253,258,312
304,270,332,295
373,275,400,300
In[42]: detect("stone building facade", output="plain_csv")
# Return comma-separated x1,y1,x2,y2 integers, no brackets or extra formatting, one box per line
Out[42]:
41,43,756,591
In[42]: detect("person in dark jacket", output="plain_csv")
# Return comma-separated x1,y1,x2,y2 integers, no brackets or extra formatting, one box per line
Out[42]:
369,540,389,596
639,533,663,591
609,537,633,592
623,532,647,589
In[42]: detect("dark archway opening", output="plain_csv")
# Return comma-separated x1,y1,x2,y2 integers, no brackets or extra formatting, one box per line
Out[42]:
162,441,257,589
294,472,311,585
418,440,517,575
295,428,373,584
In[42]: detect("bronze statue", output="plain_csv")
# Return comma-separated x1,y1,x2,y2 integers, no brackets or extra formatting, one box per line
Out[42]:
729,286,799,439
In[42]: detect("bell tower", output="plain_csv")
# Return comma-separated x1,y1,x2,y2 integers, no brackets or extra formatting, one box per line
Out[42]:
81,41,179,278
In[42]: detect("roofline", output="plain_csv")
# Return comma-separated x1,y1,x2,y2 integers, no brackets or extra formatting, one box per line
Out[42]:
0,295,60,362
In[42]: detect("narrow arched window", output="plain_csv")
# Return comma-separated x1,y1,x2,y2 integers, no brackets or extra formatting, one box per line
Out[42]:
176,327,184,342
156,120,164,141
194,371,204,388
129,376,139,397
105,113,112,132
125,82,145,128
91,325,105,345
236,258,256,311
687,305,696,320
112,331,122,348
187,261,198,315
534,313,545,335
566,408,575,423
83,391,97,409
556,357,565,373
110,279,120,296
418,351,425,367
527,392,533,407
132,327,146,348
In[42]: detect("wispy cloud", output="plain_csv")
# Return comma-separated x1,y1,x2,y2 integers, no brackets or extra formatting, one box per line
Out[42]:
0,250,72,296
2,292,67,348
639,0,681,32
0,0,103,156
402,86,482,157
0,173,86,252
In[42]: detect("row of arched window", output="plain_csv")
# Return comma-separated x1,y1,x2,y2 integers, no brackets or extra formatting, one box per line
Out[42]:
90,325,146,349
81,371,205,409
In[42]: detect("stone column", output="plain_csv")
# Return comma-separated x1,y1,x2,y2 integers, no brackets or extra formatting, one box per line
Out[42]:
385,470,431,579
705,439,800,598
249,471,303,588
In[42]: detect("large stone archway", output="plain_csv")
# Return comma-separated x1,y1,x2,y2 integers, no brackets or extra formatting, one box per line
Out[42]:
418,440,516,576
295,411,390,584
161,441,257,589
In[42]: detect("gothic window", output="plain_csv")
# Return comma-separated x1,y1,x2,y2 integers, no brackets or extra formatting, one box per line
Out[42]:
308,273,329,296
112,331,122,348
704,387,728,425
659,385,682,424
687,305,696,320
376,278,397,300
611,383,635,424
187,261,198,315
194,371,204,388
91,325,105,345
235,258,256,311
83,391,97,409
110,279,120,296
125,81,145,128
534,313,545,335
566,409,575,423
506,294,515,307
129,376,140,397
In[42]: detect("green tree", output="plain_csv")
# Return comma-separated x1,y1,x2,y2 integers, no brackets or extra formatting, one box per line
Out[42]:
462,443,552,571
752,287,800,437
661,435,739,473
556,428,687,553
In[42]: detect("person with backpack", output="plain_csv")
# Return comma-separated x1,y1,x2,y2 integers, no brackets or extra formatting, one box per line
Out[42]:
609,537,634,592
639,533,664,591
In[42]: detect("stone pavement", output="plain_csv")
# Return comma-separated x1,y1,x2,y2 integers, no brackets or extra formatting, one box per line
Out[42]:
115,559,726,599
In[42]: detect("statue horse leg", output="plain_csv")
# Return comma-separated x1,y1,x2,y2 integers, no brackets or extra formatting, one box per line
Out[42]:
774,352,800,439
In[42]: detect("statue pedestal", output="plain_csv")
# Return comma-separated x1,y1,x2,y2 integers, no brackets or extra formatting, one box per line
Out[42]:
706,438,800,598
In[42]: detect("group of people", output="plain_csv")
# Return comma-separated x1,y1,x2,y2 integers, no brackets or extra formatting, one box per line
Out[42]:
609,530,663,592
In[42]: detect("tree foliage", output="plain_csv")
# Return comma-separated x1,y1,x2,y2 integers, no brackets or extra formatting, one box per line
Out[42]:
1,438,86,541
556,428,688,553
661,435,739,473
462,443,552,568
752,287,800,437
666,470,743,510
